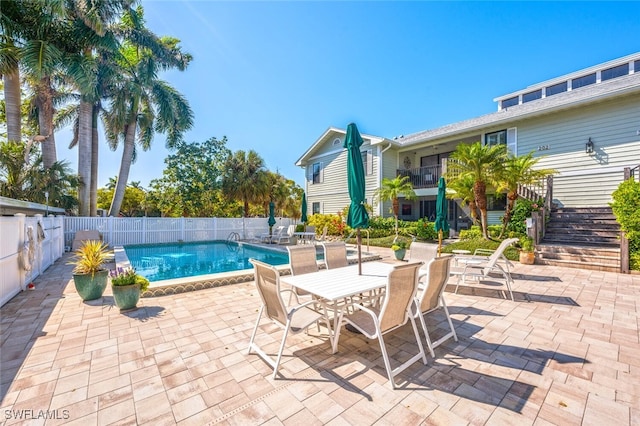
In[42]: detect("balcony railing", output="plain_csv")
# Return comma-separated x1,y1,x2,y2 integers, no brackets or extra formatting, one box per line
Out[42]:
396,165,441,189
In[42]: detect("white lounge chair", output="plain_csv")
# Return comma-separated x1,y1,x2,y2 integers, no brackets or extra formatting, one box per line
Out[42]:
451,237,519,301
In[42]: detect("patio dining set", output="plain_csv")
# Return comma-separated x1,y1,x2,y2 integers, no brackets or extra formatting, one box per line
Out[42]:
247,239,519,389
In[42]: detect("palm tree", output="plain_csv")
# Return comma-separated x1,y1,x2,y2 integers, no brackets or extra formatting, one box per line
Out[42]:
221,150,268,217
448,142,507,239
446,173,479,226
0,0,24,144
496,152,557,238
373,175,416,238
105,9,193,217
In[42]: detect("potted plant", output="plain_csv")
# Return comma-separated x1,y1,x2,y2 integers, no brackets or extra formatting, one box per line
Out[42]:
519,236,535,265
391,240,408,261
110,267,150,311
68,240,110,301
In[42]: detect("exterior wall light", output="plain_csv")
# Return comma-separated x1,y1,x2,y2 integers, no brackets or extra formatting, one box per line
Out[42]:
586,138,594,154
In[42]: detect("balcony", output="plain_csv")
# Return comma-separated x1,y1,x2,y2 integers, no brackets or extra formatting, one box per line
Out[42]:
396,165,441,189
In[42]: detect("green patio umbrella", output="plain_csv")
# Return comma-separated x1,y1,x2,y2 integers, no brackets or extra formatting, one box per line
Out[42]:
301,192,308,224
434,176,450,256
268,201,276,241
344,122,369,274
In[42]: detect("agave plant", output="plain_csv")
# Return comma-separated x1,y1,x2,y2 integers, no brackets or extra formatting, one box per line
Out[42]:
68,240,110,275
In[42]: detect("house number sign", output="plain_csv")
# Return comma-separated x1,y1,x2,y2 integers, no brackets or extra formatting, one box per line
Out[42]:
537,145,550,151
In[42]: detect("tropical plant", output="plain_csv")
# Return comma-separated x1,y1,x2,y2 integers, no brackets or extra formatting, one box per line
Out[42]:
495,152,557,238
68,240,110,275
519,236,534,252
220,149,268,217
447,173,479,226
611,179,640,270
391,240,408,251
106,7,194,217
447,142,507,239
373,175,416,238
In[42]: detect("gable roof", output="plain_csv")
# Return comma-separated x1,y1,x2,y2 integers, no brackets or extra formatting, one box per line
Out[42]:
397,71,640,146
295,126,395,166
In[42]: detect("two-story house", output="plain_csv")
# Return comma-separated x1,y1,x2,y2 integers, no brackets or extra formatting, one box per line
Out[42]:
296,52,640,233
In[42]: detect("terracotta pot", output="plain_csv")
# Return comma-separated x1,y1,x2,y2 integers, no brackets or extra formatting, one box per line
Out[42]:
519,251,535,265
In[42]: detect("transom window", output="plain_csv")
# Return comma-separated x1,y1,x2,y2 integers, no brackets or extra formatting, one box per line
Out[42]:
572,73,596,89
522,89,542,103
601,63,629,81
546,81,567,96
501,96,519,109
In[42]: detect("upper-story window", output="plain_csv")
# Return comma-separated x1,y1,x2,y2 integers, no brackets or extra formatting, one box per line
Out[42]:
311,162,323,184
485,128,517,155
360,150,373,175
501,96,519,109
332,138,341,146
522,89,542,103
546,81,567,97
601,63,629,81
635,60,640,73
572,73,596,89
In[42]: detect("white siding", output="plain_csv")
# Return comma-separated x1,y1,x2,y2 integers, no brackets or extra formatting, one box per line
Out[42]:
515,95,640,206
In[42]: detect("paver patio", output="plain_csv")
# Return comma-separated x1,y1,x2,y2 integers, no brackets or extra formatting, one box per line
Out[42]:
1,249,639,425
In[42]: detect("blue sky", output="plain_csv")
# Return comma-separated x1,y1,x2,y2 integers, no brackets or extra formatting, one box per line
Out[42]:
57,1,640,190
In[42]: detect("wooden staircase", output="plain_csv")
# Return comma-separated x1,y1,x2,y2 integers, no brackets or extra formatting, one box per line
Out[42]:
536,207,621,272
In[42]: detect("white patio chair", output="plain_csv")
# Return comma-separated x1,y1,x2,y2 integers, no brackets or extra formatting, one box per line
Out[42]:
409,241,439,282
334,261,427,389
261,225,284,243
413,254,457,358
248,259,331,379
321,241,348,269
276,225,296,245
451,237,519,301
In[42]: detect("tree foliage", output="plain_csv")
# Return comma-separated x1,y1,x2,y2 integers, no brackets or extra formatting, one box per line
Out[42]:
611,179,640,270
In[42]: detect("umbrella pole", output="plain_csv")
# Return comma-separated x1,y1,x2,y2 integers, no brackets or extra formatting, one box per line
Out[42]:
438,230,443,257
357,228,362,275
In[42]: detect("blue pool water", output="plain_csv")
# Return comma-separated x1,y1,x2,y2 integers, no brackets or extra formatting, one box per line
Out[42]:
123,241,289,282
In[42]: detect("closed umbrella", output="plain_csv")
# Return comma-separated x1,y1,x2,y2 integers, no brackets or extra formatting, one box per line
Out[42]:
434,176,450,256
301,192,308,224
268,202,276,242
344,122,369,274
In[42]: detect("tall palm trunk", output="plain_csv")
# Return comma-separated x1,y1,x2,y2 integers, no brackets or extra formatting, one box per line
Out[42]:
474,180,490,239
499,191,519,238
4,66,22,143
109,122,136,216
392,197,399,237
77,100,93,216
35,77,57,168
90,106,100,216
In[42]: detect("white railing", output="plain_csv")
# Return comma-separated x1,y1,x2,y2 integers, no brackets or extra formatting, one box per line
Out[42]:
63,216,294,248
0,215,64,307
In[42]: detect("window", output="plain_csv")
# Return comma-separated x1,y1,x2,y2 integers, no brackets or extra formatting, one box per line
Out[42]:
572,73,596,89
522,89,542,103
501,96,519,109
361,150,373,175
635,60,640,73
401,204,412,216
485,130,506,147
546,81,567,96
487,194,506,211
312,202,320,215
332,138,341,146
311,162,323,184
485,128,517,155
601,63,629,81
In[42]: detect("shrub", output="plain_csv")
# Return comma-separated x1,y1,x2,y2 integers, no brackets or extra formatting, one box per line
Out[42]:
441,238,520,261
460,226,482,240
308,214,346,236
415,218,439,241
507,198,544,235
611,179,640,269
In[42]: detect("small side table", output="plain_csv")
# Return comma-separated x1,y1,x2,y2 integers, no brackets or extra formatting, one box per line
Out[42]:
452,249,471,267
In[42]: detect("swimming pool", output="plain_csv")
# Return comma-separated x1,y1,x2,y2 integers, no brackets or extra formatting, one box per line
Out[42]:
124,241,289,282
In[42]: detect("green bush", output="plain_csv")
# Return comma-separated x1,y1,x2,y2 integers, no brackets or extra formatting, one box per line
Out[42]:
507,198,543,235
460,226,482,240
441,238,520,261
308,214,346,236
415,218,439,240
611,179,640,270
